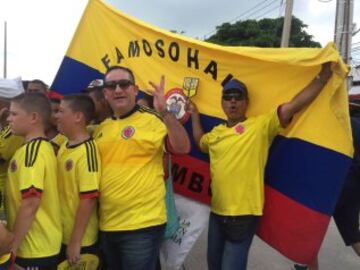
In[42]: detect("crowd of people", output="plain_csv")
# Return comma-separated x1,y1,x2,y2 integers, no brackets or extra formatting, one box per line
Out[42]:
0,62,358,270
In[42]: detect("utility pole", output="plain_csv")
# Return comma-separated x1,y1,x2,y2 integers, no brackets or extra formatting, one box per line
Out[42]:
3,21,7,78
281,0,294,47
334,0,354,65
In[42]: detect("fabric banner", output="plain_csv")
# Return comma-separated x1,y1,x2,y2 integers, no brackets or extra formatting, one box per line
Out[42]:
160,194,209,270
51,0,353,264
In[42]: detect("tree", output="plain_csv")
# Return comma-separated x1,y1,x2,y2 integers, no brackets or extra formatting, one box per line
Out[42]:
206,16,321,48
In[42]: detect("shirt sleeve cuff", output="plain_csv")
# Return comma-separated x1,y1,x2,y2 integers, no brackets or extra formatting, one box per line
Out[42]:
80,190,99,199
21,186,43,199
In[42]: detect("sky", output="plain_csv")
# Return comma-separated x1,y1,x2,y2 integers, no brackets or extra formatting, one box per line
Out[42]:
0,0,359,85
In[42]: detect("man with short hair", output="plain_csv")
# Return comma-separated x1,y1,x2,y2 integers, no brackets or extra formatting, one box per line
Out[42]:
94,66,191,270
187,63,333,270
84,79,111,124
26,79,48,95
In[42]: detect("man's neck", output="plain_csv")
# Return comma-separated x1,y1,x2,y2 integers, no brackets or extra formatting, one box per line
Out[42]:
25,129,47,142
67,128,90,146
227,116,247,127
46,128,58,140
114,104,137,118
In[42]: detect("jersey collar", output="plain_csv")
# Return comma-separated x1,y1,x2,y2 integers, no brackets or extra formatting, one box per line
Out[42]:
111,104,140,120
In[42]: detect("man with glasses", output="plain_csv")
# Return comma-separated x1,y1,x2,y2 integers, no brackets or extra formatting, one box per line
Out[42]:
187,63,332,270
94,66,190,270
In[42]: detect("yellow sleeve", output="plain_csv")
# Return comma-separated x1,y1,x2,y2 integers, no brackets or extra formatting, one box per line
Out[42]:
0,131,23,161
262,109,282,141
19,141,45,198
199,133,210,153
79,141,101,199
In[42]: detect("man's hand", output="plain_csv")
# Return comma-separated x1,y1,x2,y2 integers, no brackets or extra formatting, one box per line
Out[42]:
185,98,199,115
66,241,81,266
318,62,332,83
149,75,167,113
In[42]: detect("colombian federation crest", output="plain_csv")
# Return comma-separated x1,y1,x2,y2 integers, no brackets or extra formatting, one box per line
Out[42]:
121,126,135,140
235,124,245,134
165,88,190,124
65,160,73,171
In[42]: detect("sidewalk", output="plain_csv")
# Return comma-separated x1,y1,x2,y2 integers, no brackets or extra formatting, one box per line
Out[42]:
183,220,359,269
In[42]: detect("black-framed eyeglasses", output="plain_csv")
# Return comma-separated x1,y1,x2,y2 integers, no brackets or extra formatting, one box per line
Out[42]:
222,92,246,101
104,79,134,90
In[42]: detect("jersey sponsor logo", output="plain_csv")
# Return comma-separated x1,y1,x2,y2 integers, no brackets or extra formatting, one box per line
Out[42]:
235,124,245,134
10,160,17,172
165,88,190,124
121,126,135,140
65,159,73,171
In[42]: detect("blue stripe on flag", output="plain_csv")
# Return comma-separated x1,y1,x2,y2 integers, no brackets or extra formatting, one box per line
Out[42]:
265,136,352,216
51,56,104,94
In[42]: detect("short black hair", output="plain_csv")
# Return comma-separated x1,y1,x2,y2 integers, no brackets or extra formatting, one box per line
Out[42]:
63,94,95,125
28,79,48,91
11,93,51,127
104,66,136,84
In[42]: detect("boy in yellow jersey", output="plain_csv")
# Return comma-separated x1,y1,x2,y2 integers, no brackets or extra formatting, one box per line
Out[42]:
56,94,100,266
187,63,333,270
6,93,61,270
95,66,190,270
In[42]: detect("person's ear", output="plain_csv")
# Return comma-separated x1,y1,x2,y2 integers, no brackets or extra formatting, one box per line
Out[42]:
74,111,83,123
30,112,40,124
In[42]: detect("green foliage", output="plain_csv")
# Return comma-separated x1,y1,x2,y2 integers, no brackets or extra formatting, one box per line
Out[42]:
206,16,321,48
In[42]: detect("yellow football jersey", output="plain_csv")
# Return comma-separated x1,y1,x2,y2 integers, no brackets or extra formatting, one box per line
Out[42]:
51,133,67,148
6,138,62,258
0,126,23,221
94,105,167,231
57,139,100,247
200,110,281,216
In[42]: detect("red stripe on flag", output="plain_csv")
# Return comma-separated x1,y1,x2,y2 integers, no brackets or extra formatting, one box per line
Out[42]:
257,186,330,264
172,154,211,204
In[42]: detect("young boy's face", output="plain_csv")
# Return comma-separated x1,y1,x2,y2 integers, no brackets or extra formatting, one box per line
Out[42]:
7,102,33,136
56,100,77,136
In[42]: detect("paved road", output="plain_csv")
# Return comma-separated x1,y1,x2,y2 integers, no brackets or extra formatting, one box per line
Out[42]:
180,220,359,270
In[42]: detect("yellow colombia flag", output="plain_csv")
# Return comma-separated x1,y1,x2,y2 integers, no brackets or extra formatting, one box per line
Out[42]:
51,0,352,264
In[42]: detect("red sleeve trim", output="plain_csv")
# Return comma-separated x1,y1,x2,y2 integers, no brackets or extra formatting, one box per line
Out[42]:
277,105,292,128
21,186,43,199
165,136,191,155
79,190,99,200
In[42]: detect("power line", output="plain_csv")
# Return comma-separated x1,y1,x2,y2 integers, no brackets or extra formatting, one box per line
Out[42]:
254,1,283,20
279,0,286,17
228,0,274,22
203,0,278,39
243,0,280,20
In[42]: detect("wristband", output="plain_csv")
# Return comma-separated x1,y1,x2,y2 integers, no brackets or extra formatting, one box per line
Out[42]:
159,108,171,118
